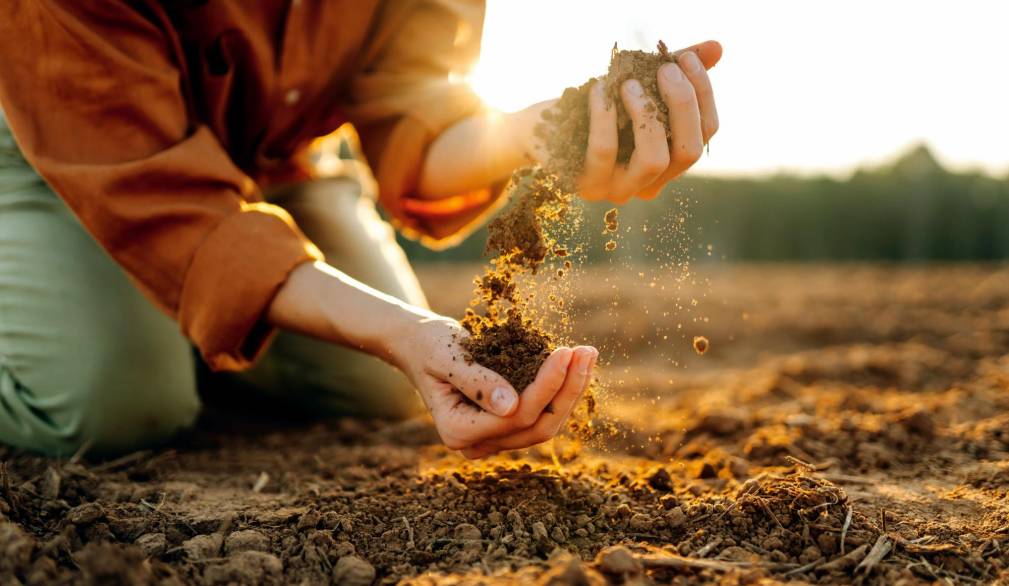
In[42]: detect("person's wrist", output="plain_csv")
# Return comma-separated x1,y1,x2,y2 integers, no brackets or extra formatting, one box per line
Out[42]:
504,99,555,164
377,303,440,372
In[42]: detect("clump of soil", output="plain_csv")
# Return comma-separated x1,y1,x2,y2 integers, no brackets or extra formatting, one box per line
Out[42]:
464,43,681,391
693,336,709,355
605,41,678,163
483,168,572,272
603,208,619,233
462,309,552,393
537,41,681,184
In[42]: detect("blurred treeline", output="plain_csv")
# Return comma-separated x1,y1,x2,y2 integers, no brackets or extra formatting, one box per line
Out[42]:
399,145,1009,263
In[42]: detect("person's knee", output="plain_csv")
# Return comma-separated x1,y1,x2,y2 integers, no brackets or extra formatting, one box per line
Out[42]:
81,370,201,457
0,344,199,458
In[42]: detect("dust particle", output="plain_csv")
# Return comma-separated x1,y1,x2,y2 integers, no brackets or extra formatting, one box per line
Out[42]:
693,336,709,355
605,240,617,251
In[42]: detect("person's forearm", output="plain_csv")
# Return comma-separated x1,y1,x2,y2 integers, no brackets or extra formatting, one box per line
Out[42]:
266,261,432,367
417,100,555,199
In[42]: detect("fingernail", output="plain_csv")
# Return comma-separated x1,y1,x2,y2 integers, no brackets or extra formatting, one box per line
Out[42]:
624,79,644,96
577,349,595,376
490,387,517,415
662,62,685,81
680,51,702,73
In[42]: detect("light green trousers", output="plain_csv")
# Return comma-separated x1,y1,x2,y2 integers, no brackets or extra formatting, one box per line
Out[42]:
0,116,425,458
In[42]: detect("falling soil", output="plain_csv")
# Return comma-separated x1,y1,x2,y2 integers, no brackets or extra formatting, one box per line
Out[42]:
603,208,619,234
462,168,572,392
463,42,681,389
3,265,1009,584
693,336,709,355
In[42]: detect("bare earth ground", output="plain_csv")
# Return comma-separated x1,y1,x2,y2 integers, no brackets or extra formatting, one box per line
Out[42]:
2,263,1009,585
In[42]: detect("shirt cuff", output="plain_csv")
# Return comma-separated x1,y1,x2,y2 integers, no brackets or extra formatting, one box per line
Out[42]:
372,115,507,249
178,202,324,371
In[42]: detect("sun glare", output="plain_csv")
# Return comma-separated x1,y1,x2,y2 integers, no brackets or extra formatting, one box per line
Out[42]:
469,0,1009,177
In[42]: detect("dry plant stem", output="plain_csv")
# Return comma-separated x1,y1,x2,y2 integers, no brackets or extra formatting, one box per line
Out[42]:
637,554,799,572
856,534,894,575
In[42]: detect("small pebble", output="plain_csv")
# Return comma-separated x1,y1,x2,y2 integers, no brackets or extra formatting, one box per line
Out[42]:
531,521,549,541
596,545,643,575
204,551,281,584
135,533,168,557
453,523,482,541
332,555,376,586
666,506,687,528
628,513,651,532
66,502,103,526
648,467,673,491
297,510,321,531
182,534,223,560
224,529,269,554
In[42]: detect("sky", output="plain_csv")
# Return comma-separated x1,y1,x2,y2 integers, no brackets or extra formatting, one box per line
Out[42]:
467,1,1009,178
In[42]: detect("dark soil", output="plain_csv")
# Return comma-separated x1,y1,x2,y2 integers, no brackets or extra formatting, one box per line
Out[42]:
461,309,552,395
3,264,1008,584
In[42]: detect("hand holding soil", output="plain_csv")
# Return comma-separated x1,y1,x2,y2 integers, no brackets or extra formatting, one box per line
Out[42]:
395,315,597,458
530,40,722,203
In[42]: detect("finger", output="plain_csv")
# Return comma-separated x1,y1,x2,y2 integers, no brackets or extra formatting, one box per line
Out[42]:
445,359,519,417
609,80,670,201
461,445,499,460
677,51,719,143
469,347,597,453
469,346,598,452
657,62,704,177
508,346,575,429
578,80,618,201
432,347,574,448
673,40,722,70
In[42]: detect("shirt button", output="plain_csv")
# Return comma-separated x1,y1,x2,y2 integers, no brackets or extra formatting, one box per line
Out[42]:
284,88,301,105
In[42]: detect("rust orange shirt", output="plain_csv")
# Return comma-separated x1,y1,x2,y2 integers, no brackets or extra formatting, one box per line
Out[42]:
0,1,498,370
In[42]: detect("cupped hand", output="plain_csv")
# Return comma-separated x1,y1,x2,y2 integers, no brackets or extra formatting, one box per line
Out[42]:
393,316,597,458
579,40,722,203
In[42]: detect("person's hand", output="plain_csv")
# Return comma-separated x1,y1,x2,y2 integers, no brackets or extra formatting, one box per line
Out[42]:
391,315,598,458
578,40,722,203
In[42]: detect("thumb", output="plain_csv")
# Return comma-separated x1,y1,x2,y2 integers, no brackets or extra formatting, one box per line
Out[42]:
449,362,520,417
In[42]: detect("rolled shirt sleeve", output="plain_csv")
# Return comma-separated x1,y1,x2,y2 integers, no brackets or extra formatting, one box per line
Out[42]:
346,0,505,248
0,2,322,371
